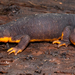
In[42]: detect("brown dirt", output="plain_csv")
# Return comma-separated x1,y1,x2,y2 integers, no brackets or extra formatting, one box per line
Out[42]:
0,0,75,75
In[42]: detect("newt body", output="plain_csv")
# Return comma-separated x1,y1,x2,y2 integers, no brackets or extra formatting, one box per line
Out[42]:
0,13,75,55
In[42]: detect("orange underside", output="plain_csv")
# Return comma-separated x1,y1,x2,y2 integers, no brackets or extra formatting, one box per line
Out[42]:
30,37,61,42
0,36,61,43
0,37,20,43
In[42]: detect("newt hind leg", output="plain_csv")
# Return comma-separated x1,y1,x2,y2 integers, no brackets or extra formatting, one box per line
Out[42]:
53,26,72,47
53,40,70,47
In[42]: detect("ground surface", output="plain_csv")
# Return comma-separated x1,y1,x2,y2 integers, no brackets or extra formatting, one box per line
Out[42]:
0,0,75,75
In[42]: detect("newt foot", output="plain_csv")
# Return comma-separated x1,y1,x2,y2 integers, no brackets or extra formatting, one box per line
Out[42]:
53,40,70,47
7,47,22,55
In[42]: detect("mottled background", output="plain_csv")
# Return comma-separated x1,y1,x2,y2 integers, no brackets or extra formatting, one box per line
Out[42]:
0,0,75,75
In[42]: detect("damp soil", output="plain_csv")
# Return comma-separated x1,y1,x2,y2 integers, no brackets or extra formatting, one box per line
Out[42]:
0,0,75,75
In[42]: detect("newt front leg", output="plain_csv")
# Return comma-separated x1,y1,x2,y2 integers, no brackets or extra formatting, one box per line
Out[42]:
7,35,30,55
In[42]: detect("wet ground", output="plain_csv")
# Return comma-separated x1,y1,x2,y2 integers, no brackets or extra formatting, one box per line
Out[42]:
0,0,75,75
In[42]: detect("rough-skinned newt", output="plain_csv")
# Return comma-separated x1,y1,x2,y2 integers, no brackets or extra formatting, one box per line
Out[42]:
0,13,75,55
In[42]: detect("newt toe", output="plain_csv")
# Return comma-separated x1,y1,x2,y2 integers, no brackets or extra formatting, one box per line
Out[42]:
53,40,69,47
7,47,22,55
